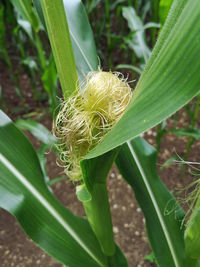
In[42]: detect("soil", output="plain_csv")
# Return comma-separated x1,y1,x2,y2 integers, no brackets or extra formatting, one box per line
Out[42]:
1,58,200,267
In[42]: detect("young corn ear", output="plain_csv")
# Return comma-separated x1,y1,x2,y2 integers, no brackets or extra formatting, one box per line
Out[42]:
53,70,133,181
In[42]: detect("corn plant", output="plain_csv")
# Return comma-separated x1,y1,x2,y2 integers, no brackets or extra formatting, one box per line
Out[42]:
119,5,159,72
7,0,59,111
0,2,12,68
1,0,200,266
0,1,28,104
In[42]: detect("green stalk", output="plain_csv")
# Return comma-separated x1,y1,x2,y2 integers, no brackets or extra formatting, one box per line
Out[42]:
181,95,200,176
156,121,167,151
191,95,200,128
83,183,115,257
40,0,78,99
151,0,160,45
34,31,46,71
29,75,39,102
80,149,120,266
107,255,118,267
18,31,26,59
134,0,138,10
184,95,200,162
105,0,112,69
185,195,200,259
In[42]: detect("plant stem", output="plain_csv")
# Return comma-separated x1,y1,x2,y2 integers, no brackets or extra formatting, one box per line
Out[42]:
151,0,160,45
105,0,112,69
182,95,200,175
34,31,46,71
128,0,132,7
18,31,26,59
191,95,200,127
107,255,117,267
156,121,167,152
83,183,115,257
134,0,138,10
185,95,200,159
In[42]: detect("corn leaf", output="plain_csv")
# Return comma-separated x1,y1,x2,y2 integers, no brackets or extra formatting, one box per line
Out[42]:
0,4,11,67
185,197,200,259
122,6,151,63
0,110,107,267
40,0,78,99
63,0,99,83
10,0,40,32
115,137,197,267
33,0,98,84
159,0,174,26
169,128,200,140
41,54,59,112
15,119,56,146
85,0,200,159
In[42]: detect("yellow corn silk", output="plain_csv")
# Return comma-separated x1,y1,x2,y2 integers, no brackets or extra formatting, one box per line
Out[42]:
54,70,133,181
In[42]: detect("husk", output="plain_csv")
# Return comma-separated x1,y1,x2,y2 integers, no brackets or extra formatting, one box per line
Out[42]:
53,70,133,181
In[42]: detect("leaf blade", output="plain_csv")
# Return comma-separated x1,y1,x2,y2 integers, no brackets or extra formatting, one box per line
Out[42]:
40,0,78,99
115,137,194,267
63,0,99,83
85,0,200,159
33,0,98,84
122,6,151,63
0,110,107,267
15,119,56,146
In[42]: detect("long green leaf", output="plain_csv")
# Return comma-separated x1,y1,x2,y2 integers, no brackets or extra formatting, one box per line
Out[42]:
10,1,33,41
41,54,59,112
40,0,78,99
63,0,99,83
122,6,151,63
10,0,40,32
85,0,200,159
159,0,174,26
32,0,46,30
0,4,11,67
115,137,196,267
169,128,200,140
10,0,47,69
0,110,107,267
143,0,187,76
15,119,56,146
33,0,98,84
185,197,200,259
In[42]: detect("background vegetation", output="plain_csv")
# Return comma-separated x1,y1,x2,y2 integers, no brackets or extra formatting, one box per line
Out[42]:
0,0,200,266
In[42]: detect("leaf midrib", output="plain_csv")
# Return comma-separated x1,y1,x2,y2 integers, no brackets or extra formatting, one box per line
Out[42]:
127,141,181,267
0,152,105,267
70,30,93,72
